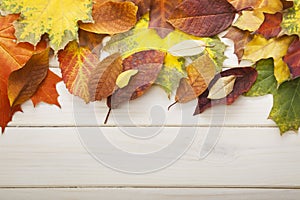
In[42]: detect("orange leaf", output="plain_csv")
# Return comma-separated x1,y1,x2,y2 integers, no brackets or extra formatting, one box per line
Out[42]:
31,70,62,107
79,1,138,34
8,48,50,107
0,14,46,132
256,12,282,39
58,41,99,103
78,29,106,56
88,53,123,101
149,0,182,38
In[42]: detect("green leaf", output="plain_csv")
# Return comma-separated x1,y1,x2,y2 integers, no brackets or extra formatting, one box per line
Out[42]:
245,59,277,96
269,77,300,134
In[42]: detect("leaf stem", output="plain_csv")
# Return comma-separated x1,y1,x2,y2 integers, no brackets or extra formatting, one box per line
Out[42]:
104,108,112,124
168,101,178,111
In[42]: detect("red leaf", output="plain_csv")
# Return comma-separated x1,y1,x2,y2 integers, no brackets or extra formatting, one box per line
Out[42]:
168,0,237,37
256,12,282,39
284,37,300,79
149,0,181,38
31,70,62,107
194,67,257,115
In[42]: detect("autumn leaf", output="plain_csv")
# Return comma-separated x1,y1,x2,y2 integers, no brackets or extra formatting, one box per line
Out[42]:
245,59,277,96
78,29,106,56
0,0,93,51
281,0,300,37
243,34,295,84
88,53,123,102
168,0,237,37
109,50,165,109
0,14,46,133
116,69,139,88
58,41,99,103
168,40,206,57
79,1,138,35
174,53,216,104
194,67,257,114
283,37,300,79
8,48,50,107
234,11,265,32
228,0,283,14
208,75,236,99
129,0,151,18
224,27,252,62
269,77,300,134
149,0,181,38
256,12,282,39
31,70,62,107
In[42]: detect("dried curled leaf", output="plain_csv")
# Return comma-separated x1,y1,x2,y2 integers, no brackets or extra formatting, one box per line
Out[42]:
88,53,123,101
208,75,236,100
168,0,237,37
8,48,50,107
79,1,138,34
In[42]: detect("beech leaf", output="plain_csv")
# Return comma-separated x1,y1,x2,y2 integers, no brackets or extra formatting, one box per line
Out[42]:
0,0,93,51
88,53,123,101
208,75,236,100
79,1,138,35
110,50,165,109
283,37,300,79
194,67,257,114
116,69,139,89
168,0,237,37
168,40,207,57
58,41,99,103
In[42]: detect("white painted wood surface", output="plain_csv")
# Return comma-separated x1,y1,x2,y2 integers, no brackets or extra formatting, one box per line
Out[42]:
1,44,299,199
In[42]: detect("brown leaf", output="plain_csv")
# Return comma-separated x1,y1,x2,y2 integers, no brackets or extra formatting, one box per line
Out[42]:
129,0,151,19
224,27,253,62
31,70,62,107
79,1,138,34
149,0,182,38
194,67,257,115
175,53,216,103
78,29,106,56
283,37,300,79
256,12,282,39
109,50,165,109
88,53,123,101
168,0,237,37
281,0,294,10
8,48,50,107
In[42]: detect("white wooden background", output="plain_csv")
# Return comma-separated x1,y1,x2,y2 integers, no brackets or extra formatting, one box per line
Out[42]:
1,39,300,199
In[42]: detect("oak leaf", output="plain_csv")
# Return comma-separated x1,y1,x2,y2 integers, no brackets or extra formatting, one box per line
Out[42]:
168,0,237,37
256,12,283,39
283,37,300,79
79,1,138,35
0,0,93,51
31,70,62,107
149,0,181,38
58,41,99,103
109,50,165,109
194,67,257,114
8,48,50,107
88,53,123,101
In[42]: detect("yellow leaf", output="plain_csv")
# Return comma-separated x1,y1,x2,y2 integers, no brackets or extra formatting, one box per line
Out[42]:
208,75,236,100
274,59,291,85
116,69,139,89
256,0,283,14
234,11,265,32
0,0,93,51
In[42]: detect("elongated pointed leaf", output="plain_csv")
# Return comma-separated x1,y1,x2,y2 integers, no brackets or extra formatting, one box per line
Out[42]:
168,40,206,57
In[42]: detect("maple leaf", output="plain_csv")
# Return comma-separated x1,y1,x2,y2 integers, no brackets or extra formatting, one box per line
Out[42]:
58,41,99,103
194,67,257,114
281,0,300,37
88,53,123,102
256,12,283,39
243,34,295,84
0,14,46,133
109,50,165,109
168,0,237,37
149,0,181,38
245,59,277,96
8,48,50,107
283,37,300,79
269,77,300,134
79,1,138,35
31,70,62,107
224,27,252,62
0,0,93,51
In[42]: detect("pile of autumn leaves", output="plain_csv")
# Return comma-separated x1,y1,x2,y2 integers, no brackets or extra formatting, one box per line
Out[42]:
0,0,299,134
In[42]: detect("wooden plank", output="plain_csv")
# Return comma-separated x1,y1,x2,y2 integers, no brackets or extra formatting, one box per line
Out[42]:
0,127,299,187
0,188,299,200
8,69,275,127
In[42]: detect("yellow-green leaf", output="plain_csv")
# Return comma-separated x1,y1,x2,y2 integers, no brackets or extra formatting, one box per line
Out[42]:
281,0,300,37
0,0,93,51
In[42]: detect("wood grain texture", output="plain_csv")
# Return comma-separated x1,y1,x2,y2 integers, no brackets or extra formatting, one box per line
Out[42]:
0,188,299,200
